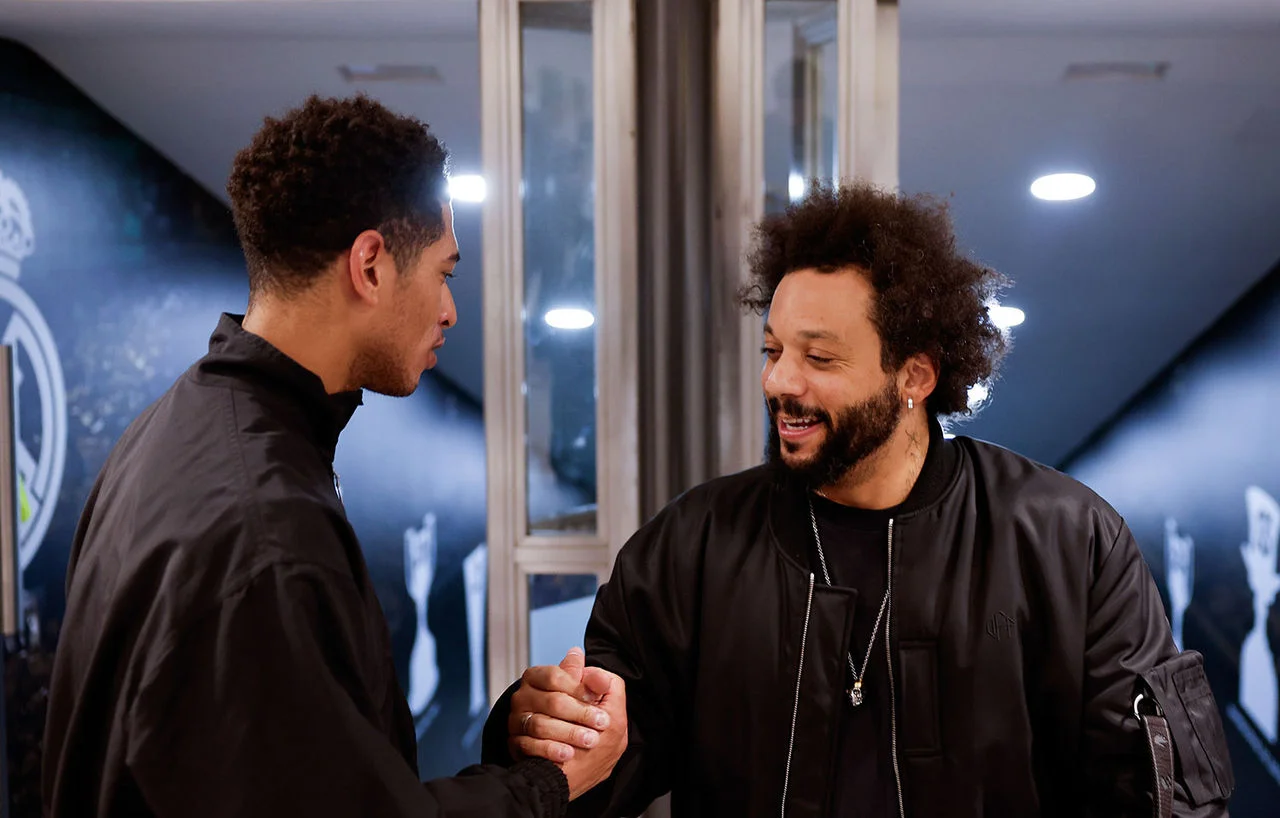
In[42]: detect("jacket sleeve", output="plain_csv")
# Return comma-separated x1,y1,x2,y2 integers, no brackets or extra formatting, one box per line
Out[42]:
571,498,707,817
125,560,568,818
482,497,708,818
1081,521,1234,817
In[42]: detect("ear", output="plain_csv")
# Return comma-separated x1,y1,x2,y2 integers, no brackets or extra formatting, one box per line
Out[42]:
899,352,939,409
347,230,392,305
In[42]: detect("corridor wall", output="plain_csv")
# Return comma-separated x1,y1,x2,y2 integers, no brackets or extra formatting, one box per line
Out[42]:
1067,256,1280,816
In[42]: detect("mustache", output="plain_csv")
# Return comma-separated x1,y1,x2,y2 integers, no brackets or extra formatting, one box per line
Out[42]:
767,396,832,426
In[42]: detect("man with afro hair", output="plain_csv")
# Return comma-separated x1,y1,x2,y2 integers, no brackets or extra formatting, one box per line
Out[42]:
491,182,1234,817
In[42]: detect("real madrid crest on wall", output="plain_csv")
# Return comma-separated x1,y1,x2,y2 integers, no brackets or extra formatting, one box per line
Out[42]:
0,166,68,583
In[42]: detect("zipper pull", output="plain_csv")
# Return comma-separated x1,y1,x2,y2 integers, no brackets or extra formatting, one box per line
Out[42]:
332,471,344,502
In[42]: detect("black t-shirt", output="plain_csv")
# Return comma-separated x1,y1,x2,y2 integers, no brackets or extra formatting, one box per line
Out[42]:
806,422,956,816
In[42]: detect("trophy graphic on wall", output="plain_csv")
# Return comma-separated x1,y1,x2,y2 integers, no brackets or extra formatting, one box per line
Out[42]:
405,512,440,730
1241,485,1280,745
462,543,488,719
1164,517,1195,652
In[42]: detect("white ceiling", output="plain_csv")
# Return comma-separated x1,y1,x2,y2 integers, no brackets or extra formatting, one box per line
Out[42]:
0,0,490,401
3,0,1280,467
899,28,1280,464
903,0,1280,33
0,0,480,36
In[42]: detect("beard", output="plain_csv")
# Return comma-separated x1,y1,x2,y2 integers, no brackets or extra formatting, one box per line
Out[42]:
766,377,903,490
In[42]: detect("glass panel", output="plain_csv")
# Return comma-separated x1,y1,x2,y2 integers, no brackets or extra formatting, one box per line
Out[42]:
764,0,838,214
528,573,599,667
521,2,598,536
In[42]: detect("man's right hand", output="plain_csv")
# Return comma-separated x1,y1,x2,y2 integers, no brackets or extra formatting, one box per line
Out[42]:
508,648,628,800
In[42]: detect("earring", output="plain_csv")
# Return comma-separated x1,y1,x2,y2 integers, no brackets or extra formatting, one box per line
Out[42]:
908,398,914,410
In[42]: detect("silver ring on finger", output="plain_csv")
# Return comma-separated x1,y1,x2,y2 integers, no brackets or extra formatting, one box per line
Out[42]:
520,712,535,736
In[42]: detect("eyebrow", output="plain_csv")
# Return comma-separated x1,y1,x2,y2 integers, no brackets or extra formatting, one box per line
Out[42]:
764,323,839,343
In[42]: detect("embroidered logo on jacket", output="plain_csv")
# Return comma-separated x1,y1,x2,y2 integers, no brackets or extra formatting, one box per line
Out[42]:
986,610,1016,641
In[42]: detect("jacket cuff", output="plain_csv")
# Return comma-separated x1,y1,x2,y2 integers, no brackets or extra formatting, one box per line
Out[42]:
481,680,523,766
512,757,569,818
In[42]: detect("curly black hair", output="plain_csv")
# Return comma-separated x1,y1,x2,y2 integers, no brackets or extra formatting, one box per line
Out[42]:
740,181,1009,417
227,94,449,297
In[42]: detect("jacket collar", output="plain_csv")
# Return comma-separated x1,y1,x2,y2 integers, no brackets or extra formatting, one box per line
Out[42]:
767,417,962,558
198,313,362,462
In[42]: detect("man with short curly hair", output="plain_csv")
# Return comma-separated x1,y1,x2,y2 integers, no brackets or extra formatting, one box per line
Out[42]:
489,182,1234,817
42,95,625,818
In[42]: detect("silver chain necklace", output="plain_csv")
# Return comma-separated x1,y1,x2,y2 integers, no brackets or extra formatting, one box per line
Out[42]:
808,495,891,708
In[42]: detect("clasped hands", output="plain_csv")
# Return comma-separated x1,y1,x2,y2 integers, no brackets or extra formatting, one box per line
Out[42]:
507,647,628,799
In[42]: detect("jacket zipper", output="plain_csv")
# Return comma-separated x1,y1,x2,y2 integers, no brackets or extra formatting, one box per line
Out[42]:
886,518,905,818
781,573,816,818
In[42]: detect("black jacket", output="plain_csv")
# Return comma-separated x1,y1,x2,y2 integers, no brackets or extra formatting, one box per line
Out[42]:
485,432,1234,817
43,314,568,818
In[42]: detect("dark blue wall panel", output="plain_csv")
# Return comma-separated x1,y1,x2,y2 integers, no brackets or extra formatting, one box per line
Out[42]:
1068,258,1280,816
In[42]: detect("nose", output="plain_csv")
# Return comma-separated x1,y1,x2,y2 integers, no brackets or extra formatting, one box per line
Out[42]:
763,351,805,400
441,281,457,328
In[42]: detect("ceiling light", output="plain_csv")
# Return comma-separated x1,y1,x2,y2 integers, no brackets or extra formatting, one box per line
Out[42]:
968,383,990,408
789,173,806,202
448,174,487,204
988,304,1025,330
1031,173,1095,202
544,308,595,330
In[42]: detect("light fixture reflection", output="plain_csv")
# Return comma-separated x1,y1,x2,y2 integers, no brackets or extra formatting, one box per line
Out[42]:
544,308,595,330
789,173,806,201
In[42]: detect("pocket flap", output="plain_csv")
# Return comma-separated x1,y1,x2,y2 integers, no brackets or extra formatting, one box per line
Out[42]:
1138,650,1235,805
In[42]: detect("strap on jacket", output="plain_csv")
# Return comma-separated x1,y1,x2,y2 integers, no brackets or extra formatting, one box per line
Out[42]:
1134,691,1175,818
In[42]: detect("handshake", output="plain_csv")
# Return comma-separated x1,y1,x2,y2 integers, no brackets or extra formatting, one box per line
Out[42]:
506,647,629,800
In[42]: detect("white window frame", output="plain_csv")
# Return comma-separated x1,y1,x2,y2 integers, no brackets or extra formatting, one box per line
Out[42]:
480,0,639,705
714,0,900,478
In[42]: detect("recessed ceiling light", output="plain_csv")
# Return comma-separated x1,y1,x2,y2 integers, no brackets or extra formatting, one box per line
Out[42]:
1031,173,1095,201
988,304,1025,330
448,174,487,204
544,308,595,330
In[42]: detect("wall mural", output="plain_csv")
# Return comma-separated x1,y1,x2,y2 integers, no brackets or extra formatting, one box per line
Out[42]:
1068,257,1280,816
0,167,66,606
0,38,492,812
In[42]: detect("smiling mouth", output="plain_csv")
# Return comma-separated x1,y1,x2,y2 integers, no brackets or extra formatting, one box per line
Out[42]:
780,417,819,431
777,415,825,440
